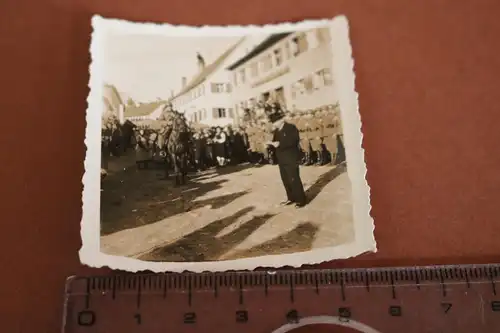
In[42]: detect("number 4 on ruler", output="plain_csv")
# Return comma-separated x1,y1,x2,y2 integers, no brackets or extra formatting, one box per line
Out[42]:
441,303,452,314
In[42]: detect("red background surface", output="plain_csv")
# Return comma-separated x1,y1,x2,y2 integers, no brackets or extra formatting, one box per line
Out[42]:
1,0,500,331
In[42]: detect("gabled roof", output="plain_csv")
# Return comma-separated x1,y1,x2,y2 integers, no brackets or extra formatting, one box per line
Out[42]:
170,37,245,101
226,32,292,71
103,84,124,108
124,101,166,118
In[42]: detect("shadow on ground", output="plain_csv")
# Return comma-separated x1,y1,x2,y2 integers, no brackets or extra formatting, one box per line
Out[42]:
137,206,278,262
100,164,254,235
305,163,347,204
189,162,264,182
222,221,320,261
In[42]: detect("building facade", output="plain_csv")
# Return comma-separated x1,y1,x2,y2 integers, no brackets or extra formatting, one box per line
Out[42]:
123,102,165,123
226,26,336,118
102,84,125,121
170,39,244,127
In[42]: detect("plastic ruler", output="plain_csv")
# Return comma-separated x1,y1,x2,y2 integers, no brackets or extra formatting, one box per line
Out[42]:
62,263,500,332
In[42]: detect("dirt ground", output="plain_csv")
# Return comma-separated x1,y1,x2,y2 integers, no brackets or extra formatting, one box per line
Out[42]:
100,161,355,262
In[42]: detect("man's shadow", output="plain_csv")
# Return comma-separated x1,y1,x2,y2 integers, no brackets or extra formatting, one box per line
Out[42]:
222,221,320,260
137,206,276,262
305,163,347,205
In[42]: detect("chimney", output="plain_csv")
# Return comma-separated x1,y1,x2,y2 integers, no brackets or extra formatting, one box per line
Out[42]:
196,52,205,72
118,104,125,124
181,77,187,88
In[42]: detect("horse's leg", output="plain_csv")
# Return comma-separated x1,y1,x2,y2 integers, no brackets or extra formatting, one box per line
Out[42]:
160,154,169,180
171,152,180,186
181,153,187,185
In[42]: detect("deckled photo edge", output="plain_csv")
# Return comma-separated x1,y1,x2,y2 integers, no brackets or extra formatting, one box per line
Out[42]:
79,15,376,273
329,16,376,254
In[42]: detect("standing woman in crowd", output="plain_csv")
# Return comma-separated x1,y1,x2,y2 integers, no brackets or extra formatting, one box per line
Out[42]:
192,131,207,171
135,128,152,169
213,126,227,167
203,128,214,167
224,126,234,165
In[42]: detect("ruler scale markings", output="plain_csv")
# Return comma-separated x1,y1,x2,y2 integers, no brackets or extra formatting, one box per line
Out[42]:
439,270,447,298
187,276,192,307
340,275,346,302
84,278,90,309
238,275,244,305
465,269,471,288
63,264,500,333
136,278,142,309
488,266,497,296
314,272,319,294
161,276,166,299
390,272,397,300
111,276,117,300
213,275,218,298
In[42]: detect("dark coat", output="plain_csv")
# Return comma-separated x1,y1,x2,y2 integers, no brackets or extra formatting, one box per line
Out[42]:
272,122,301,165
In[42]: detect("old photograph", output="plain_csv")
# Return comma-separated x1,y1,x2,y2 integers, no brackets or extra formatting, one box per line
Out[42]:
80,15,375,272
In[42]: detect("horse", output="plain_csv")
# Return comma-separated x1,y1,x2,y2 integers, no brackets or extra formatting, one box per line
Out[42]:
157,111,190,186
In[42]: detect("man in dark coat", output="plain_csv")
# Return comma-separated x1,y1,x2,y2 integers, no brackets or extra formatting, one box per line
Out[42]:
266,109,307,208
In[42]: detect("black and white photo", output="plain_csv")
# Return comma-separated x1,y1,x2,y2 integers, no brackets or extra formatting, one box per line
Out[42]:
80,15,375,272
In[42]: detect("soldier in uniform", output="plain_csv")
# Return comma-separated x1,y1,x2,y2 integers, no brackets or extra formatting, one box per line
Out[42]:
333,108,346,165
308,110,322,166
245,125,258,164
316,109,327,165
322,108,337,164
296,113,312,165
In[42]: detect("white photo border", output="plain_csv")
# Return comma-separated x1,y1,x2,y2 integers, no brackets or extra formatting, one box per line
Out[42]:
79,14,376,272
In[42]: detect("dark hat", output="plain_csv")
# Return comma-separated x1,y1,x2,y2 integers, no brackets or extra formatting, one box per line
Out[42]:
267,109,285,123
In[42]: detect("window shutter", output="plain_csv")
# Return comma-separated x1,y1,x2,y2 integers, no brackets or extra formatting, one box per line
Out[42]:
228,108,234,118
212,108,218,118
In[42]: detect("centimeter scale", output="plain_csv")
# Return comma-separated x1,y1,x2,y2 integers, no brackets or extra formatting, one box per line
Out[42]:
62,264,500,332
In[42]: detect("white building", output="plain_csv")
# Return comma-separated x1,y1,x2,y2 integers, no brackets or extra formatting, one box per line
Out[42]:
169,39,245,127
123,101,166,123
102,84,129,123
225,26,337,118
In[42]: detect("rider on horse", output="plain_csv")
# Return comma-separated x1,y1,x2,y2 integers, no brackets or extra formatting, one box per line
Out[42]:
157,103,190,186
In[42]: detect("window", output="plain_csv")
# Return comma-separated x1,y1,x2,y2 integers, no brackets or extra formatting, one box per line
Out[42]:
291,33,308,56
316,27,331,44
233,72,238,87
284,42,291,59
211,83,225,93
239,69,246,84
250,62,259,77
274,48,283,66
297,79,305,95
317,68,333,87
291,83,298,99
213,108,227,118
261,53,273,72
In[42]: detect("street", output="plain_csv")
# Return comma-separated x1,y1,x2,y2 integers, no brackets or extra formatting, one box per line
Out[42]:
100,161,355,262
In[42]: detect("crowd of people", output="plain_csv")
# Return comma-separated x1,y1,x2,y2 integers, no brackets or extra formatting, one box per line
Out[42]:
101,101,346,175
